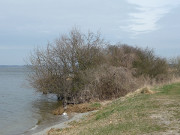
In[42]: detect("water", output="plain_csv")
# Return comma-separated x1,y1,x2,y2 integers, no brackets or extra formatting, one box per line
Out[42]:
0,66,67,135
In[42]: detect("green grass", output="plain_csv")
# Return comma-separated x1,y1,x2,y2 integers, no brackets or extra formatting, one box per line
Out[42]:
49,82,180,135
90,102,102,108
154,82,180,95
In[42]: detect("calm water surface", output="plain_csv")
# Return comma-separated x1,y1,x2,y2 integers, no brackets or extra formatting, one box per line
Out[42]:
0,66,67,135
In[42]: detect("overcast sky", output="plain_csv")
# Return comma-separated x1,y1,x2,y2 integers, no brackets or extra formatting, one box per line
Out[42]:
0,0,180,65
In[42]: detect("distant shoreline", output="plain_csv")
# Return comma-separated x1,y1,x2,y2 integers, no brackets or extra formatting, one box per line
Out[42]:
0,65,25,67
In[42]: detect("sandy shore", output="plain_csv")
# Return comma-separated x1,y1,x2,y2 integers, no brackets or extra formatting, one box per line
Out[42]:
31,111,96,135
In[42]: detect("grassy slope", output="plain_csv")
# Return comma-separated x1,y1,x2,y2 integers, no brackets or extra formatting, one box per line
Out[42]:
49,83,180,135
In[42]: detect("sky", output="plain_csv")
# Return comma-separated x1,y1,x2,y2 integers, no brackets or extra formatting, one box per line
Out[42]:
0,0,180,65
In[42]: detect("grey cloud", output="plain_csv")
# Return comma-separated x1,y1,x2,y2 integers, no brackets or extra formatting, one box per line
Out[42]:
0,0,180,64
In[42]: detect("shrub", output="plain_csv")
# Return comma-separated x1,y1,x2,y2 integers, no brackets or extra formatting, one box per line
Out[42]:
106,44,137,68
132,47,169,78
28,28,171,105
106,44,169,79
91,66,142,100
29,28,106,104
169,56,180,76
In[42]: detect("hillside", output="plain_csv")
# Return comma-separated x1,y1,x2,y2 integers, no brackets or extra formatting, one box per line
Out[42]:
48,82,180,135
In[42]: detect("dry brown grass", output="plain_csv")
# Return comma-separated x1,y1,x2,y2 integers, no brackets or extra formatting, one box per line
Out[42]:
47,128,61,135
52,102,101,115
52,86,156,116
140,87,156,94
52,107,65,115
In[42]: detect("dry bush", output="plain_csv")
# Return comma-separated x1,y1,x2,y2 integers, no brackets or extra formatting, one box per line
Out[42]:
106,44,169,80
106,44,137,68
132,47,169,78
88,66,143,100
28,28,106,105
169,56,180,77
28,28,171,105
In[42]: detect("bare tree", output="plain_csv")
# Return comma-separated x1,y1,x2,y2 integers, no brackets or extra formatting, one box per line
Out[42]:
28,28,105,104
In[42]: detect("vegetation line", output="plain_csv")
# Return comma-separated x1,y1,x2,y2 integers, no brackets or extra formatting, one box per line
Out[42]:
47,82,180,135
28,28,180,106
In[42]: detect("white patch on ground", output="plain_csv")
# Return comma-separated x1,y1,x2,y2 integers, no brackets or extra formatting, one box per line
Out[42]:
31,111,97,135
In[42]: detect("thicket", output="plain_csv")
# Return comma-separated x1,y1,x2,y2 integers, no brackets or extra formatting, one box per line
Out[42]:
28,28,171,105
169,56,180,76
